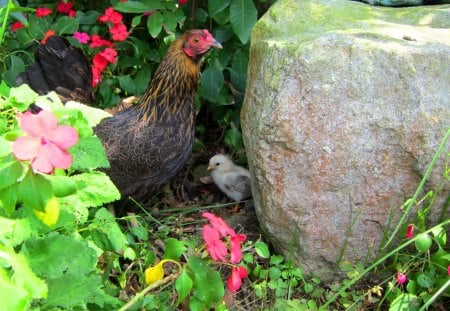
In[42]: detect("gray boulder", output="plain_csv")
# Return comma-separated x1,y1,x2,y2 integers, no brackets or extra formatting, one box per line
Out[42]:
241,0,450,282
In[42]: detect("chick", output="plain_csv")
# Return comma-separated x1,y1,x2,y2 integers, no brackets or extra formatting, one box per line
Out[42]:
207,154,252,201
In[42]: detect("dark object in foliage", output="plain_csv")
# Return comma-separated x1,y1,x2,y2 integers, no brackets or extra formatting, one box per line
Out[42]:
17,30,222,200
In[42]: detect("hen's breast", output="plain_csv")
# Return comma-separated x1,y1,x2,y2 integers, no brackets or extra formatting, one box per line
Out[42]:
94,96,195,199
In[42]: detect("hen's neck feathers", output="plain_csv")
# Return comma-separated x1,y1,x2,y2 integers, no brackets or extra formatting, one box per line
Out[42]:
137,34,201,122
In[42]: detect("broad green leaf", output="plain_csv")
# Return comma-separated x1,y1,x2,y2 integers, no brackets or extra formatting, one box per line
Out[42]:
0,270,29,311
0,156,23,190
389,293,420,311
89,208,127,252
200,67,224,101
254,241,270,258
147,12,163,38
9,84,38,109
431,226,446,247
230,49,248,92
117,75,136,94
131,15,142,27
71,172,120,207
164,238,187,260
114,0,165,13
224,126,243,150
34,91,64,111
229,0,257,44
175,269,193,305
417,273,434,288
45,175,77,197
163,11,178,33
268,266,282,280
0,218,31,247
192,264,224,306
415,233,432,253
208,0,231,17
0,116,8,134
134,65,152,95
4,55,25,87
69,136,110,171
53,16,79,35
0,80,10,97
64,101,111,127
18,170,53,212
0,184,18,216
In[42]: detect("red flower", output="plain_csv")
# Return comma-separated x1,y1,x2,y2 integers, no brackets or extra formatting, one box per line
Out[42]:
73,32,90,44
202,212,236,237
56,1,74,14
227,266,247,293
68,10,76,17
178,0,188,5
99,7,123,24
36,7,52,18
90,35,113,48
203,225,228,262
406,224,414,239
41,30,56,44
448,265,450,276
13,110,78,174
396,272,407,285
92,67,102,87
11,21,25,31
110,23,129,41
230,234,246,263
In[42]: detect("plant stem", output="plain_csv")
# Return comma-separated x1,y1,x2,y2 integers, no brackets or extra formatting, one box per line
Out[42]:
0,0,13,45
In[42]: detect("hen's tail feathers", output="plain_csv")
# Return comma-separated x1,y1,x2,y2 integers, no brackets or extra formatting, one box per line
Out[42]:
16,36,94,104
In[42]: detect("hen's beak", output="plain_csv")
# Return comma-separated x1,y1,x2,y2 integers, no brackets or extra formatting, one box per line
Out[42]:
212,40,223,49
207,165,214,171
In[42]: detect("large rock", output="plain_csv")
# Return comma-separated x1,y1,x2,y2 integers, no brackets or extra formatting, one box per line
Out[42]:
241,0,450,282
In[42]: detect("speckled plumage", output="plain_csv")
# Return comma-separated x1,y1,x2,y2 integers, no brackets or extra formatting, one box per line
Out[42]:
18,30,222,200
207,154,252,202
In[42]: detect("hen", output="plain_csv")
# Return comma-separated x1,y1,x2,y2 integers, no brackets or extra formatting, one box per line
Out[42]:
17,30,222,200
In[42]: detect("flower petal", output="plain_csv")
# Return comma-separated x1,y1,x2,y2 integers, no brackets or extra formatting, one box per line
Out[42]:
12,136,41,160
46,126,78,149
202,212,236,237
20,110,57,136
43,142,73,169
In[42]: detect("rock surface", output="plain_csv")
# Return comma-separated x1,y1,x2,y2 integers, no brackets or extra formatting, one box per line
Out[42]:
241,0,450,282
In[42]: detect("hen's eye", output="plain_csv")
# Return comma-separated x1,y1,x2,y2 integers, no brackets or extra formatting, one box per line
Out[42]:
215,162,220,166
193,37,200,43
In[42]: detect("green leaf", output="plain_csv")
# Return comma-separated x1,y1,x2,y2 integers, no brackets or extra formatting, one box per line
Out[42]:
88,208,127,252
117,75,136,94
224,126,243,150
71,172,120,207
417,273,434,288
10,84,38,110
229,0,257,44
134,65,152,95
431,226,446,247
0,218,32,247
200,67,224,101
52,16,79,35
18,170,53,212
269,267,282,280
45,175,77,197
254,241,270,258
230,49,248,92
147,12,163,38
164,238,188,260
208,0,231,17
0,184,18,216
0,156,23,190
4,55,25,87
175,269,193,305
69,136,110,171
114,0,165,13
389,293,421,311
0,270,29,311
64,101,111,128
415,233,432,253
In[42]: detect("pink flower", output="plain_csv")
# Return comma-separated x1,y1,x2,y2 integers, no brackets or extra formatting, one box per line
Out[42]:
178,0,188,5
202,212,236,237
99,7,123,24
36,7,52,18
230,234,246,264
110,23,129,41
203,225,228,262
90,35,113,48
13,110,78,174
406,224,414,239
56,1,74,14
73,32,90,44
11,21,25,31
396,272,407,285
227,266,247,293
448,265,450,276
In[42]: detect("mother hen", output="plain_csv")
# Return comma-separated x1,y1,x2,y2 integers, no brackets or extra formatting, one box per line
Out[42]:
18,30,222,200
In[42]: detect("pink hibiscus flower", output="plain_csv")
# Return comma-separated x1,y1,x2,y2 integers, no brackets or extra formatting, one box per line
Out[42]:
230,234,246,263
227,266,247,293
73,31,90,44
203,224,228,262
13,110,78,174
202,212,236,237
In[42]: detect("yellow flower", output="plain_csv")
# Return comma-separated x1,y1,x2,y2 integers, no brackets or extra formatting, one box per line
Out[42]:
145,259,168,285
34,197,60,226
